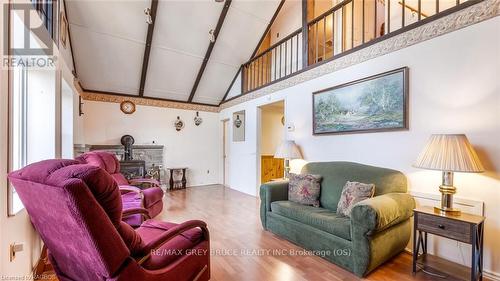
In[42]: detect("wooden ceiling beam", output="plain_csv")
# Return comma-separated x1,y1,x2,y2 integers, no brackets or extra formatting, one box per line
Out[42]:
187,0,232,103
138,0,159,97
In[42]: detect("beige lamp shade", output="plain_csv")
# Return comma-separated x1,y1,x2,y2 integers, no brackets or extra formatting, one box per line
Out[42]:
274,140,303,159
414,134,484,173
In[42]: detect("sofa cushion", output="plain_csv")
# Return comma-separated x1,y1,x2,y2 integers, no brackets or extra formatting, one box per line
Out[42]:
337,181,375,217
270,201,351,240
301,162,407,211
288,173,322,207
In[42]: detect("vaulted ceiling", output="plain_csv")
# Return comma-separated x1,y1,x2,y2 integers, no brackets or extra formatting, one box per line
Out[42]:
66,0,281,106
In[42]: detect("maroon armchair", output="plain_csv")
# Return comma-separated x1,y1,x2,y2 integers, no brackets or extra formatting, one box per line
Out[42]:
76,151,164,227
8,159,210,281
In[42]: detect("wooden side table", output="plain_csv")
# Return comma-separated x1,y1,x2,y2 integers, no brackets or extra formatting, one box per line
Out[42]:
167,167,187,190
413,206,485,281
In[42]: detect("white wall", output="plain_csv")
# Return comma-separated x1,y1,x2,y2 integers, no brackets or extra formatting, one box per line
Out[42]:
83,101,220,187
61,79,74,158
220,17,500,276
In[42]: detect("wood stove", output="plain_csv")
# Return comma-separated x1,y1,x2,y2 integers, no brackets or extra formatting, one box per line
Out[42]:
119,160,146,180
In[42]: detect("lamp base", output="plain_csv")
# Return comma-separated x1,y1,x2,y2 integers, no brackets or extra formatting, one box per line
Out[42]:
436,171,461,215
434,206,461,215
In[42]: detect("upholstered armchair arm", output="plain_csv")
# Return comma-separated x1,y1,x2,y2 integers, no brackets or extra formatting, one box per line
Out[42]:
259,180,289,229
350,193,415,234
122,207,151,221
119,185,142,194
137,220,209,265
129,178,161,188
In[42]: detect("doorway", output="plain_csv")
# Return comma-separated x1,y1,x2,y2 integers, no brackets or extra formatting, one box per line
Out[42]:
222,119,230,187
258,101,285,187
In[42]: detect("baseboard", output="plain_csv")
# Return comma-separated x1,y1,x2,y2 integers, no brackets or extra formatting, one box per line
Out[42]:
404,248,500,280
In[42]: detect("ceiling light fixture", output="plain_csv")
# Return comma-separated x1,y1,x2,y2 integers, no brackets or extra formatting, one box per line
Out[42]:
215,0,225,2
208,29,215,43
144,8,153,24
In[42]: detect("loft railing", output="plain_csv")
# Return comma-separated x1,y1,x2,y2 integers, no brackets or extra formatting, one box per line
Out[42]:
239,0,476,96
242,29,303,93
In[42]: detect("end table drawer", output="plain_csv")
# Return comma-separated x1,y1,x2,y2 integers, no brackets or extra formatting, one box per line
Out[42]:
417,213,471,243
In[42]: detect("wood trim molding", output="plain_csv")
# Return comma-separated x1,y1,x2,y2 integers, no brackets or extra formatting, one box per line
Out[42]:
220,0,499,109
76,82,219,113
188,0,232,103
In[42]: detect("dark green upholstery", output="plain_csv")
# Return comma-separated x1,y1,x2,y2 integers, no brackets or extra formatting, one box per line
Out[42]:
302,161,407,211
260,161,415,277
271,201,351,240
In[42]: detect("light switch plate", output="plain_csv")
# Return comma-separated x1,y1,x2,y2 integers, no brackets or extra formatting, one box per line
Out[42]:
9,243,24,262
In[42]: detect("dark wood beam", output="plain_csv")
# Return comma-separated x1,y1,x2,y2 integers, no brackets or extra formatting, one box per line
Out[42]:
138,0,159,97
250,0,285,59
80,85,219,108
219,66,242,105
187,0,232,103
62,0,78,78
301,0,309,69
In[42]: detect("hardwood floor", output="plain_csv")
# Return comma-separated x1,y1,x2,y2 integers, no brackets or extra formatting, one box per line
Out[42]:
41,184,481,281
159,185,469,281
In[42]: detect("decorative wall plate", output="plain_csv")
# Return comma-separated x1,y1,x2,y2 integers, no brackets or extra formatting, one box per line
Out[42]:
234,115,242,128
194,111,203,126
175,116,184,131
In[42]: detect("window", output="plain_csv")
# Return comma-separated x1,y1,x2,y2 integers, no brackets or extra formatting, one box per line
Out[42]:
9,1,58,216
10,67,29,215
9,67,57,215
31,0,58,40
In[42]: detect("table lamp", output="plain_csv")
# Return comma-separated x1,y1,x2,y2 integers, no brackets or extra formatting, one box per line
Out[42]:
414,134,484,214
274,140,303,179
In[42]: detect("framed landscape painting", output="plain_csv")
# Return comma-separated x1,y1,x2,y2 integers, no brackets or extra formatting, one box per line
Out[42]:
313,67,409,135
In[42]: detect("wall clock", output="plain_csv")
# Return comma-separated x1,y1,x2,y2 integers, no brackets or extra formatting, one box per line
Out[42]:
120,100,136,114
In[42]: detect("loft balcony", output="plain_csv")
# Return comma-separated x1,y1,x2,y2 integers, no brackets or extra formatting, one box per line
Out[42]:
230,0,481,100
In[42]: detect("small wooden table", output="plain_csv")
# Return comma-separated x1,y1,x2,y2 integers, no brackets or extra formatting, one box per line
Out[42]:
167,167,187,190
413,206,485,281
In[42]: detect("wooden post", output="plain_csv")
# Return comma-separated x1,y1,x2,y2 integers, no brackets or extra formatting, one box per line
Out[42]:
301,0,309,68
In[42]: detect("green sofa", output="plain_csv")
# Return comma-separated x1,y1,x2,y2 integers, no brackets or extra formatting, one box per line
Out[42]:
260,161,415,277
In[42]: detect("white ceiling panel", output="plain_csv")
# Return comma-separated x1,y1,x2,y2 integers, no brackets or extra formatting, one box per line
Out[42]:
67,0,281,104
144,47,203,101
231,0,282,23
70,24,144,94
209,5,269,67
66,0,150,43
193,62,239,105
192,0,280,104
152,0,223,58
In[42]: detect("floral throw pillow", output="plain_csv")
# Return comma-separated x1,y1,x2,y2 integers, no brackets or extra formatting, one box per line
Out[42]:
337,181,375,217
288,173,322,207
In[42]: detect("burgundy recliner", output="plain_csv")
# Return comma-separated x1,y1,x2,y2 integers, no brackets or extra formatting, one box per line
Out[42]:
8,159,210,281
76,151,164,227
